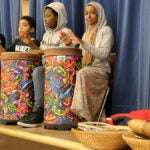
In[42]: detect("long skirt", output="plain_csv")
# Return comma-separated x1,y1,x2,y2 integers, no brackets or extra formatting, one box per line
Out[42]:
71,66,109,121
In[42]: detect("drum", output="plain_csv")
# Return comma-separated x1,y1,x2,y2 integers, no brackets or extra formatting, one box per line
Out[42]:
0,52,41,124
43,47,82,130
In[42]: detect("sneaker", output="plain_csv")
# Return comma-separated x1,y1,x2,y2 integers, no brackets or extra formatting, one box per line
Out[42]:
17,107,44,128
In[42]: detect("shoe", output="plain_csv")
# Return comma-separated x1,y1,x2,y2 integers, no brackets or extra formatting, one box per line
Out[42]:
17,107,44,128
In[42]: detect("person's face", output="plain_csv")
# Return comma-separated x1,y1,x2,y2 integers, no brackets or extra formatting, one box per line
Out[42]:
18,19,34,36
44,8,58,29
84,5,98,26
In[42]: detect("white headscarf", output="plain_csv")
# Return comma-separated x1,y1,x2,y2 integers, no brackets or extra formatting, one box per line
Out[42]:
85,1,107,29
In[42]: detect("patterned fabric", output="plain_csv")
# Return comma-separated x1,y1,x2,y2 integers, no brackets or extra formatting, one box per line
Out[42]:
71,66,108,121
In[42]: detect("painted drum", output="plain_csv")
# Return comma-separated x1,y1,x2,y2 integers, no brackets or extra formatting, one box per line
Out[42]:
43,47,82,130
0,52,41,124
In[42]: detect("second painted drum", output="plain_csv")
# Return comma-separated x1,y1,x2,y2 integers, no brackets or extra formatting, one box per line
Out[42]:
43,47,82,130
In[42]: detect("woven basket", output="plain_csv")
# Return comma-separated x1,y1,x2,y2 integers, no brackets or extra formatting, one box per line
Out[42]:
72,123,128,150
122,132,150,150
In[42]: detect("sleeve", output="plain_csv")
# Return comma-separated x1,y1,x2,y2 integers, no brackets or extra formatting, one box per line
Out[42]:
80,26,114,61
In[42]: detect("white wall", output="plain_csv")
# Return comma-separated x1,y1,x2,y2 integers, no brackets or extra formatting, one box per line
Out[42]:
22,0,29,15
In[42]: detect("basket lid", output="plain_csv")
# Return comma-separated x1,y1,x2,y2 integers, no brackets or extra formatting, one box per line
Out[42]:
44,47,82,57
1,52,40,60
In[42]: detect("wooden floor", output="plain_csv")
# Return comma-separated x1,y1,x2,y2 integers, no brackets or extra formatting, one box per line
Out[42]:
0,124,91,150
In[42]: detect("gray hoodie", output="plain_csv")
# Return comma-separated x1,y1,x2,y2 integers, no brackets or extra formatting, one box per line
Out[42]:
40,2,69,50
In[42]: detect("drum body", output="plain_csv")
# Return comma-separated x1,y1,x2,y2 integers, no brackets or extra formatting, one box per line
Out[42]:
43,48,82,130
0,52,40,124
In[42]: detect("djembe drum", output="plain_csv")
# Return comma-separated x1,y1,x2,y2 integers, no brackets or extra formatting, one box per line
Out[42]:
0,52,41,124
43,47,82,130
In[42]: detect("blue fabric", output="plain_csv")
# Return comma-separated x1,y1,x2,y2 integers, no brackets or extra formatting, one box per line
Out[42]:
111,0,150,114
0,0,21,46
29,0,150,114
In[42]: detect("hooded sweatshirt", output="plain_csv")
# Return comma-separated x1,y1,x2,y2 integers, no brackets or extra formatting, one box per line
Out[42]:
40,2,69,50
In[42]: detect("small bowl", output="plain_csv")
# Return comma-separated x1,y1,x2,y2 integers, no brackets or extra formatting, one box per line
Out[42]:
72,128,128,150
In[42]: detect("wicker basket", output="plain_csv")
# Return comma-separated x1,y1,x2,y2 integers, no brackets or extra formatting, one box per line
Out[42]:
71,122,129,150
122,132,150,150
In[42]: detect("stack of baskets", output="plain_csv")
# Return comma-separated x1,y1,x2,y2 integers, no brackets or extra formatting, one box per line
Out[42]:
122,119,150,150
71,122,130,150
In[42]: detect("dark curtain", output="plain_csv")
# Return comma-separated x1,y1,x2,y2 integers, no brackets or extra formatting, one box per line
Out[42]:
0,0,21,46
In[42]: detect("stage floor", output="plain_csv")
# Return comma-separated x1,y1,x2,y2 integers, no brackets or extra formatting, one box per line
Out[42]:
0,124,91,150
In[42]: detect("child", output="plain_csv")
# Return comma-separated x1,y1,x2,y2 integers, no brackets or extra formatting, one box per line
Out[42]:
17,2,73,127
60,2,114,122
6,16,40,52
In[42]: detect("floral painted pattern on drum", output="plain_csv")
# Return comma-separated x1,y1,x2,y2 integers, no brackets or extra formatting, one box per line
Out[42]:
1,59,40,120
44,55,81,124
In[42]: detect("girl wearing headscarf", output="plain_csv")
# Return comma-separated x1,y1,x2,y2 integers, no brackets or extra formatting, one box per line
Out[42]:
60,1,114,121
